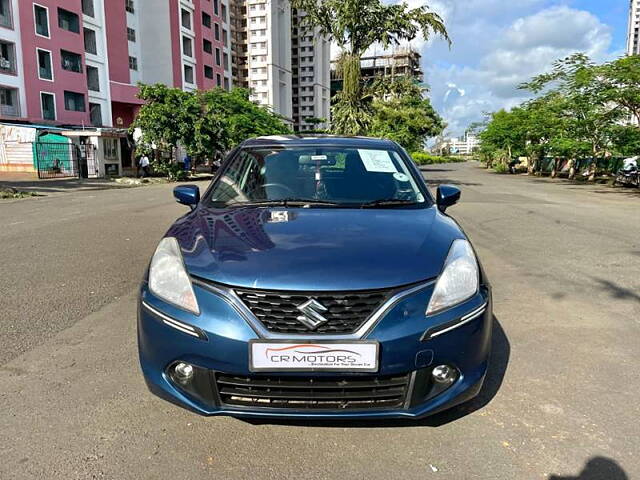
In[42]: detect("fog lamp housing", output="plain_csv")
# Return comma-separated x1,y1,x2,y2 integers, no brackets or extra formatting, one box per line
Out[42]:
432,364,456,384
174,362,194,383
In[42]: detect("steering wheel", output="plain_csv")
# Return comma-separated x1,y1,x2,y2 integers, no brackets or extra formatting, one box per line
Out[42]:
263,183,297,197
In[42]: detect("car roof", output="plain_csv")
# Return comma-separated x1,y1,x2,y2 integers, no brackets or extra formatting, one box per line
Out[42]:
240,135,399,149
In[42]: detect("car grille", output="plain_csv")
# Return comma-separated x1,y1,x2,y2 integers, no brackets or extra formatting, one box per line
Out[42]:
233,287,392,334
215,373,411,410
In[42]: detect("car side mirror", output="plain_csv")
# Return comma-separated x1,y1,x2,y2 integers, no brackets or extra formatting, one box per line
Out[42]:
436,185,461,213
173,185,200,209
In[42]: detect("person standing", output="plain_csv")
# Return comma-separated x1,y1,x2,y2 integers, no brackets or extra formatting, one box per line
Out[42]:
139,154,150,178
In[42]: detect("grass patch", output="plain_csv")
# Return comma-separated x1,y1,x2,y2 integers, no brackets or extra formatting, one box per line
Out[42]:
0,187,42,199
493,163,508,174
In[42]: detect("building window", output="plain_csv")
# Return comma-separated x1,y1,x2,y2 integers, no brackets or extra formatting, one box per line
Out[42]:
0,41,16,74
202,12,211,28
41,92,55,120
181,9,191,29
221,3,226,19
224,77,229,91
84,28,97,55
128,56,138,70
37,49,53,80
182,36,193,57
58,8,80,34
0,86,19,116
34,5,49,37
104,137,118,159
127,27,136,42
204,65,213,79
81,0,94,17
214,23,220,41
64,91,85,111
216,73,221,87
203,39,212,54
213,0,219,16
0,0,13,29
223,52,229,71
215,48,221,66
61,50,82,73
184,64,194,84
90,103,103,126
125,0,134,14
86,65,100,91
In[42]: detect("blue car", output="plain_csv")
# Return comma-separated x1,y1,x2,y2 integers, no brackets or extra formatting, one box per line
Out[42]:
138,136,492,419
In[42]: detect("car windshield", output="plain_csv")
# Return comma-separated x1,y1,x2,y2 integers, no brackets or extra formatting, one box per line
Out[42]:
207,146,428,208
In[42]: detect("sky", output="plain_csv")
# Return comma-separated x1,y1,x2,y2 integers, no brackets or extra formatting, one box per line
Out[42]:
379,0,630,137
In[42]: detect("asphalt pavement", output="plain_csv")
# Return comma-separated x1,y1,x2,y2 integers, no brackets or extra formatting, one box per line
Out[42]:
1,162,638,479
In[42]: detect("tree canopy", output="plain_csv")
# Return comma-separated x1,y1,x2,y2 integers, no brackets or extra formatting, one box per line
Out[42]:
133,84,291,159
479,54,640,176
291,0,449,136
368,77,445,152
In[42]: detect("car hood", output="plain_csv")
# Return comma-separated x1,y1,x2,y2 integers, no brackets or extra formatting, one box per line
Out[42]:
169,206,463,291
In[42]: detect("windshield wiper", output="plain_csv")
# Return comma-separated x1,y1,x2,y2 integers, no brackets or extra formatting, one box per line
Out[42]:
226,198,341,208
359,199,419,209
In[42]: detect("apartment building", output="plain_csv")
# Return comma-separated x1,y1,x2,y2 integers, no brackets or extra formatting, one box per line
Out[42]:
628,0,640,55
291,8,330,131
0,0,327,131
230,0,330,131
231,0,293,123
0,0,229,128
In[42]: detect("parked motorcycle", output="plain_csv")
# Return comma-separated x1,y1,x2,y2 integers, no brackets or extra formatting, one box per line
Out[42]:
614,156,639,188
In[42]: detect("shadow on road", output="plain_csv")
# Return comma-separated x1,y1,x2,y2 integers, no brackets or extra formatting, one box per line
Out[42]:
592,277,640,303
425,178,483,187
244,316,510,429
549,457,628,480
419,167,455,173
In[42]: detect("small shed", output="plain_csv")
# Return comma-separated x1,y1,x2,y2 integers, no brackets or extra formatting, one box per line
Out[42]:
60,128,128,178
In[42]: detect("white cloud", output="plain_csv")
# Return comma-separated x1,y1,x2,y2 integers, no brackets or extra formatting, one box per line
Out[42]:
422,4,615,136
329,1,616,137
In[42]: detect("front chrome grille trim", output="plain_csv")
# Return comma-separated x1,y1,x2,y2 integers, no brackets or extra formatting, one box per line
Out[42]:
192,277,435,340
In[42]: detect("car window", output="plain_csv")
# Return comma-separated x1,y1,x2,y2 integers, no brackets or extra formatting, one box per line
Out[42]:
207,146,428,207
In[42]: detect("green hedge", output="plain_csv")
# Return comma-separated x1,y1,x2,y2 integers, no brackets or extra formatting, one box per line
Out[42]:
411,152,467,165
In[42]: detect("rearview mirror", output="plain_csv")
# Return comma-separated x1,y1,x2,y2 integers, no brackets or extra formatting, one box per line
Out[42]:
436,185,461,213
298,154,336,166
173,185,200,209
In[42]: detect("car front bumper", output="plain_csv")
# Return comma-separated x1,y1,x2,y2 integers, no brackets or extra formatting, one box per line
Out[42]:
137,281,492,419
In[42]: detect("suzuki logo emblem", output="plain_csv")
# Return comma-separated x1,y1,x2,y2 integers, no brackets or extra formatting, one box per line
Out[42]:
295,299,329,330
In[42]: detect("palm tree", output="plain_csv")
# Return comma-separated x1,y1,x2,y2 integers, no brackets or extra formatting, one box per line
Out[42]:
291,0,450,135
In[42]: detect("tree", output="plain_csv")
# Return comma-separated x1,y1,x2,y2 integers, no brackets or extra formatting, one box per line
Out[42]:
599,55,640,125
478,108,528,167
133,85,290,156
368,77,445,151
291,0,449,135
520,54,623,180
197,88,291,151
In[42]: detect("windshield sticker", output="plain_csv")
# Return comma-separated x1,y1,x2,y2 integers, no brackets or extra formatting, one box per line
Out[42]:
311,155,328,162
358,149,397,173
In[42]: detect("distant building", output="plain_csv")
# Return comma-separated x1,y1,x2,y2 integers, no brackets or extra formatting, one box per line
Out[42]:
229,1,331,132
433,132,480,156
330,48,424,97
628,0,640,55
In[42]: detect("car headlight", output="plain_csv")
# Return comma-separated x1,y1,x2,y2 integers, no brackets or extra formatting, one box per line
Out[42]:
148,237,200,315
426,239,479,316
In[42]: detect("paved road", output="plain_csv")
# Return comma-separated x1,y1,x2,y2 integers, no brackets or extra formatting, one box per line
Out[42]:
1,163,638,479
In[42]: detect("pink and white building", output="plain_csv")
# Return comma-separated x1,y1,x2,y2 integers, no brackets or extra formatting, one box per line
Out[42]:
0,0,230,128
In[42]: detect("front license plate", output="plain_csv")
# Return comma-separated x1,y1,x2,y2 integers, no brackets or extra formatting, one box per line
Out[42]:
249,341,379,372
